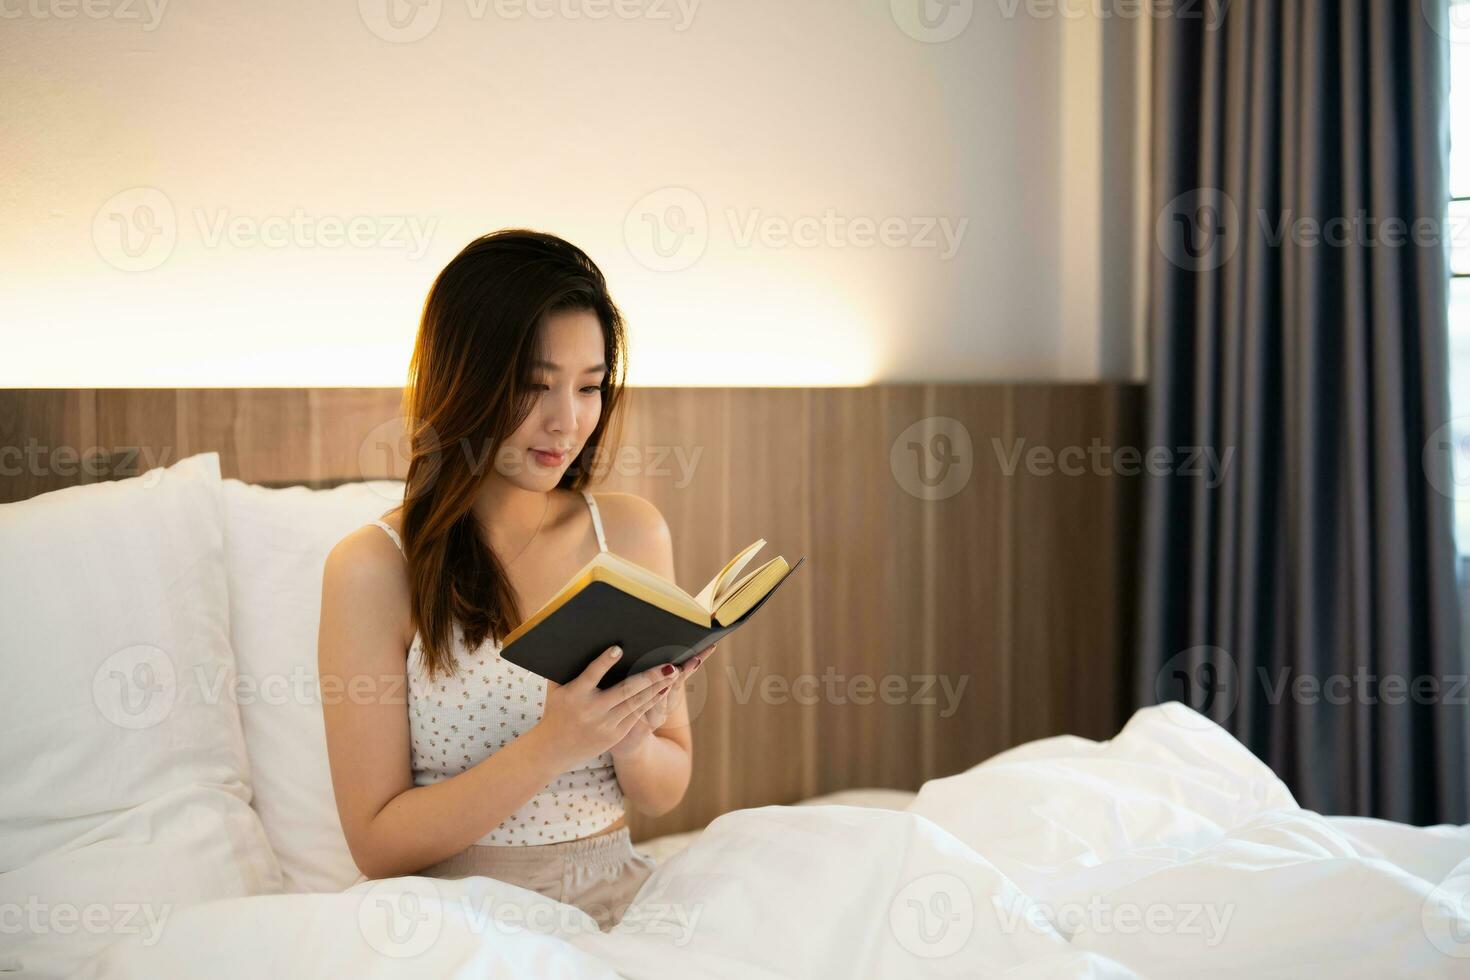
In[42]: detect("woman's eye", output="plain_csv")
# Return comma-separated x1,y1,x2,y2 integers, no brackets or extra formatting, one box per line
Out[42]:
581,385,602,394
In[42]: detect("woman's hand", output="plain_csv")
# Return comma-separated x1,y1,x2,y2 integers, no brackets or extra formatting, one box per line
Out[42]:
530,645,676,770
609,646,714,759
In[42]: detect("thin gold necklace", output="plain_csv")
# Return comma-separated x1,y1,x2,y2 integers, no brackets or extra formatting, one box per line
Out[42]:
504,494,550,567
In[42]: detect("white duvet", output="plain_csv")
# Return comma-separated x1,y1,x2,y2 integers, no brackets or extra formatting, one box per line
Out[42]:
81,704,1470,978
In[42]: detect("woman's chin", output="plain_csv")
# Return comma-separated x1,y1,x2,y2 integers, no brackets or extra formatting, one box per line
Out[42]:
490,462,560,491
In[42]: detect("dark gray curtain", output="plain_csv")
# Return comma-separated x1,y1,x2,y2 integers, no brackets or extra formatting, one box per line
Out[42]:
1136,0,1469,824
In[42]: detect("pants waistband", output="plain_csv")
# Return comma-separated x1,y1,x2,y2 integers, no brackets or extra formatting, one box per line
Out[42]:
463,826,637,867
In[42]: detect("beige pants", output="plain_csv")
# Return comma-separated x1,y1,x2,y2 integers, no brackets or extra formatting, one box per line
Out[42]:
418,827,658,931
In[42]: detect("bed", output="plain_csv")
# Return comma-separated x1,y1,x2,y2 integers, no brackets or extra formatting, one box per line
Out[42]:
3,453,1467,978
71,712,1470,978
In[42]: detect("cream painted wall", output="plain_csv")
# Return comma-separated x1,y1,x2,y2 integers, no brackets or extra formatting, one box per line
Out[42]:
0,0,1142,386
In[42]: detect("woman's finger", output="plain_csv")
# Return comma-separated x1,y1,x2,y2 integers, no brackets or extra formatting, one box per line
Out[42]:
616,678,669,723
602,663,675,711
647,690,672,725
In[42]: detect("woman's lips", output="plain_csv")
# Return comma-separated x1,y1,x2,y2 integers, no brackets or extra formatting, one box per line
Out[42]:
530,449,567,466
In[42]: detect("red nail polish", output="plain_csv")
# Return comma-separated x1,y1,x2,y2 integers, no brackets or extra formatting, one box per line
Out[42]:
661,664,675,676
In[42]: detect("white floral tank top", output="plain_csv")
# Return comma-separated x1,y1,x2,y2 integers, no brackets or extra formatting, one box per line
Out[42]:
367,489,626,845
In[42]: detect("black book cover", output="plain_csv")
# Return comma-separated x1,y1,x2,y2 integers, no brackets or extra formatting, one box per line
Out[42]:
501,556,805,688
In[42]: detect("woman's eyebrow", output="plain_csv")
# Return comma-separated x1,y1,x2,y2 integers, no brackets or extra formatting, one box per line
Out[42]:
533,359,608,374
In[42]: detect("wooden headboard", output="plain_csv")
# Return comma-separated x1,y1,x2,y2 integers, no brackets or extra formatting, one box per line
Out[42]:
0,384,1144,841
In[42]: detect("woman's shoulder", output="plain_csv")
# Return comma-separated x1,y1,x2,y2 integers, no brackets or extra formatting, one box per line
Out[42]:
332,506,405,559
324,510,411,611
583,491,672,561
320,507,415,653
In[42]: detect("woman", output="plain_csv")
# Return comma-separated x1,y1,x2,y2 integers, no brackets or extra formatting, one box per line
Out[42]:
318,229,713,932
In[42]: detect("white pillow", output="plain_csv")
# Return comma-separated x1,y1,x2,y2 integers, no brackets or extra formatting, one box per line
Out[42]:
220,477,404,893
0,451,282,979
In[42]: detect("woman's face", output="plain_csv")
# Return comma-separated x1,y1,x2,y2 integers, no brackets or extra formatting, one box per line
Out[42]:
496,307,607,489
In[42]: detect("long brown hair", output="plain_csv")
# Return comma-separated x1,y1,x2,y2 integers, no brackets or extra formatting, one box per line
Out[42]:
397,230,628,680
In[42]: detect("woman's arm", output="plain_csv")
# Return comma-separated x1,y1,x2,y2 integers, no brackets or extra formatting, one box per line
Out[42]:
611,704,697,817
603,495,701,817
317,528,572,879
318,526,672,878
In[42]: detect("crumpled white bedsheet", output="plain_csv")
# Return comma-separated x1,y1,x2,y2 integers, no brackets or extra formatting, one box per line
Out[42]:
81,703,1470,979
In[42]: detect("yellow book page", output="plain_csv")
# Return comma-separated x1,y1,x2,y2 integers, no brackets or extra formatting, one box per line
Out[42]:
712,556,790,626
694,539,766,611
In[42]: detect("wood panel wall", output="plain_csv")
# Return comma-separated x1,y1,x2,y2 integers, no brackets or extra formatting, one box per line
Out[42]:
0,385,1144,841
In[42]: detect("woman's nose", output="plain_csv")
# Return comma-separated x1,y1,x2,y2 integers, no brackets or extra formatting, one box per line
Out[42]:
544,388,579,434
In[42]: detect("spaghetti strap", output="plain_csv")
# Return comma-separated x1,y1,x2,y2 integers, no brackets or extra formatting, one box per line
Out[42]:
580,489,608,553
368,519,405,556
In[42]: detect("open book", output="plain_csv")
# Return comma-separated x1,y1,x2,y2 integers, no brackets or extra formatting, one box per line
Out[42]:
500,540,805,688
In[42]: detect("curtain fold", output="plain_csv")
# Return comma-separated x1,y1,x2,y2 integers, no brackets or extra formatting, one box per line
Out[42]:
1136,0,1468,824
